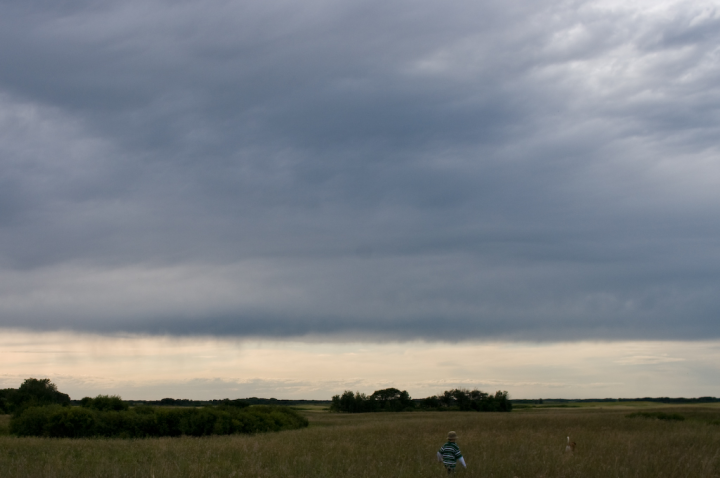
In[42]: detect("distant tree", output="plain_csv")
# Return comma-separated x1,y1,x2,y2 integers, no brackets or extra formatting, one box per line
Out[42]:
420,395,442,409
8,378,70,414
331,391,371,413
451,389,472,410
331,388,413,413
80,395,128,412
493,390,512,412
421,388,511,412
217,399,250,409
369,388,413,411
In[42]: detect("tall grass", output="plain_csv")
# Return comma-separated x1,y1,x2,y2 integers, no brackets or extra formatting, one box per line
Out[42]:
1,407,719,477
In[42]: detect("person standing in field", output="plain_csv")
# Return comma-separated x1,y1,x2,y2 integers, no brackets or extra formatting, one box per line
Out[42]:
437,431,467,474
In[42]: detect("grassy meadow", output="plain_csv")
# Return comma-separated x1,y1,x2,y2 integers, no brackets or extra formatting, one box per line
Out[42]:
1,404,720,477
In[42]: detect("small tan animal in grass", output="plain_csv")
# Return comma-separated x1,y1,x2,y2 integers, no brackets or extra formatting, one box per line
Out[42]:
565,436,576,453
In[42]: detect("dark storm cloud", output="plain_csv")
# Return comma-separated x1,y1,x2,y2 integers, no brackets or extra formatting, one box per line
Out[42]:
1,0,719,340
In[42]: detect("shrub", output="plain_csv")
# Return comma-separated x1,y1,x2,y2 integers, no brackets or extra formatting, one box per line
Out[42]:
10,405,96,438
81,395,129,412
10,404,308,438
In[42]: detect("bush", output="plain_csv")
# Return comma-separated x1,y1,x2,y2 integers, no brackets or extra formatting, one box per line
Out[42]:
81,395,129,412
9,405,96,438
11,404,308,438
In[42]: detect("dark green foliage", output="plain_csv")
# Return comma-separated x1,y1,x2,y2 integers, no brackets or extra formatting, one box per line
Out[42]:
217,399,251,409
4,378,70,415
10,404,308,438
511,397,720,405
626,411,685,421
331,387,512,413
620,397,720,404
368,388,413,411
0,389,13,414
420,388,512,412
80,395,129,412
420,395,442,409
330,391,371,413
330,388,415,413
11,405,97,438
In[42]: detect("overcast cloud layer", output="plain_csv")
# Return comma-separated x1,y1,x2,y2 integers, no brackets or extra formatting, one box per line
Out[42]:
1,0,719,340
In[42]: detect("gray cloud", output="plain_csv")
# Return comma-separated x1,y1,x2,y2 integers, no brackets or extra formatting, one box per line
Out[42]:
1,0,719,340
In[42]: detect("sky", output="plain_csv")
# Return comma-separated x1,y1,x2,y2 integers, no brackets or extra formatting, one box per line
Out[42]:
1,0,720,400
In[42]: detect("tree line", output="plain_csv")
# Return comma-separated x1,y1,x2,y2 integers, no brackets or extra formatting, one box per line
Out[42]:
330,387,512,413
421,389,512,412
512,397,720,405
118,397,331,407
1,378,307,438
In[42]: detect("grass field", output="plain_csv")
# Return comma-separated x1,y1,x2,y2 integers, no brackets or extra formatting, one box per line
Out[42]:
1,405,719,477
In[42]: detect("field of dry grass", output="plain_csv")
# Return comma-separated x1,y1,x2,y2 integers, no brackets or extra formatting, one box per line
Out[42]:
1,405,719,477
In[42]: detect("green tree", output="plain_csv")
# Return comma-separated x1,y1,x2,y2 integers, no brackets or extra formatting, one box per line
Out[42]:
369,388,414,411
420,395,441,409
9,378,70,414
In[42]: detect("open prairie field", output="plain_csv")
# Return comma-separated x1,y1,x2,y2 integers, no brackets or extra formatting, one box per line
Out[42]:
1,405,719,478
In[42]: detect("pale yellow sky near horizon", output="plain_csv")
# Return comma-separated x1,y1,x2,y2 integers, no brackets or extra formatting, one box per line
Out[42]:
2,328,719,401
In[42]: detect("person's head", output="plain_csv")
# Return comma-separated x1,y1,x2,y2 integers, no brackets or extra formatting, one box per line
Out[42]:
447,431,457,442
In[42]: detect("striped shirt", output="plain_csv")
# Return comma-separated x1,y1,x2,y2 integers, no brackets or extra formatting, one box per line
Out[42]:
438,442,463,468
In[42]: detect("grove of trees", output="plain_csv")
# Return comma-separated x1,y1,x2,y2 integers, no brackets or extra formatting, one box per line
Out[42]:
420,389,512,412
330,388,414,413
331,387,512,413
